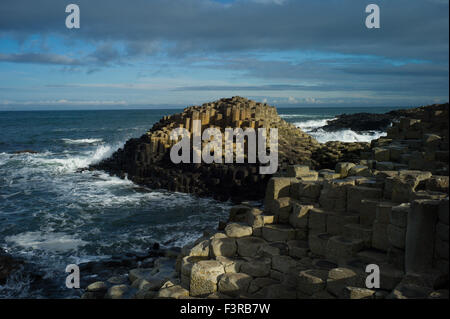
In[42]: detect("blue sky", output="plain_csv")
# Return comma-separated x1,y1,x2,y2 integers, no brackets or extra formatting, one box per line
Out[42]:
0,0,448,110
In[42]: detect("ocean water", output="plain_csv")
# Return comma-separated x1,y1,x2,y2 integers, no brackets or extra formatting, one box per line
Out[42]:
0,105,405,298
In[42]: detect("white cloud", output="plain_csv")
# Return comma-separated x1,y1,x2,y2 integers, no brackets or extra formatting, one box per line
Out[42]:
250,0,287,5
305,97,319,104
287,96,298,103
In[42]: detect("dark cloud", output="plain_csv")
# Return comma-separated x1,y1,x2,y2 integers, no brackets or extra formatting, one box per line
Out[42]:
0,52,81,65
0,0,448,61
174,54,449,96
86,43,123,65
340,63,449,77
0,43,125,68
174,84,334,91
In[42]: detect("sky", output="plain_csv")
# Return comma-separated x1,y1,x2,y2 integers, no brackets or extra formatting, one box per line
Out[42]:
0,0,448,110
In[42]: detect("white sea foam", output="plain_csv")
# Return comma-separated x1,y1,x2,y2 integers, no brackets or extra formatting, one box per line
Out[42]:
292,118,386,143
46,144,115,172
5,231,88,252
1,127,234,298
307,128,387,143
294,118,334,131
14,143,122,173
61,138,104,145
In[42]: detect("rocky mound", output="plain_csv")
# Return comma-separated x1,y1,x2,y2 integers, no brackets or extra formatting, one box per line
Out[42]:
364,103,449,175
321,104,449,133
91,97,367,201
322,112,396,132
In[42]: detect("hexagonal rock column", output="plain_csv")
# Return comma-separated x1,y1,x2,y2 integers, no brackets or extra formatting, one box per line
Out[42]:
405,200,440,273
264,177,292,204
342,287,375,299
325,236,365,263
326,267,358,297
190,260,225,297
286,165,310,178
210,238,237,257
236,237,266,257
347,186,382,214
240,257,271,277
225,223,253,238
156,285,190,299
309,233,333,256
261,224,296,242
218,273,253,297
181,256,209,288
297,269,329,296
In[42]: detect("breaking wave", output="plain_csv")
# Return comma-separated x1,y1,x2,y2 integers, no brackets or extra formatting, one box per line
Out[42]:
295,118,334,131
0,139,231,298
292,118,386,143
61,138,104,145
307,128,387,143
5,232,88,252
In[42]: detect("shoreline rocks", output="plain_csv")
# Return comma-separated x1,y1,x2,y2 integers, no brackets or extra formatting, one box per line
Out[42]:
320,104,448,133
0,248,23,285
81,162,449,299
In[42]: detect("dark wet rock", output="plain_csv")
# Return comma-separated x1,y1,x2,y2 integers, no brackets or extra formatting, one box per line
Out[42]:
0,250,58,297
12,150,39,154
321,113,397,132
218,220,227,231
86,281,108,293
321,104,449,133
78,248,181,294
312,259,338,271
0,248,23,284
107,275,128,285
139,258,156,268
81,291,104,299
78,255,139,283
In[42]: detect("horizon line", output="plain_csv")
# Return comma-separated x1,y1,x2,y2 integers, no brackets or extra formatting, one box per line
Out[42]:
1,103,444,112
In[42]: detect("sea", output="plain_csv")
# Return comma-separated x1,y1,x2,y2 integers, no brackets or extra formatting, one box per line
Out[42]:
0,105,406,298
